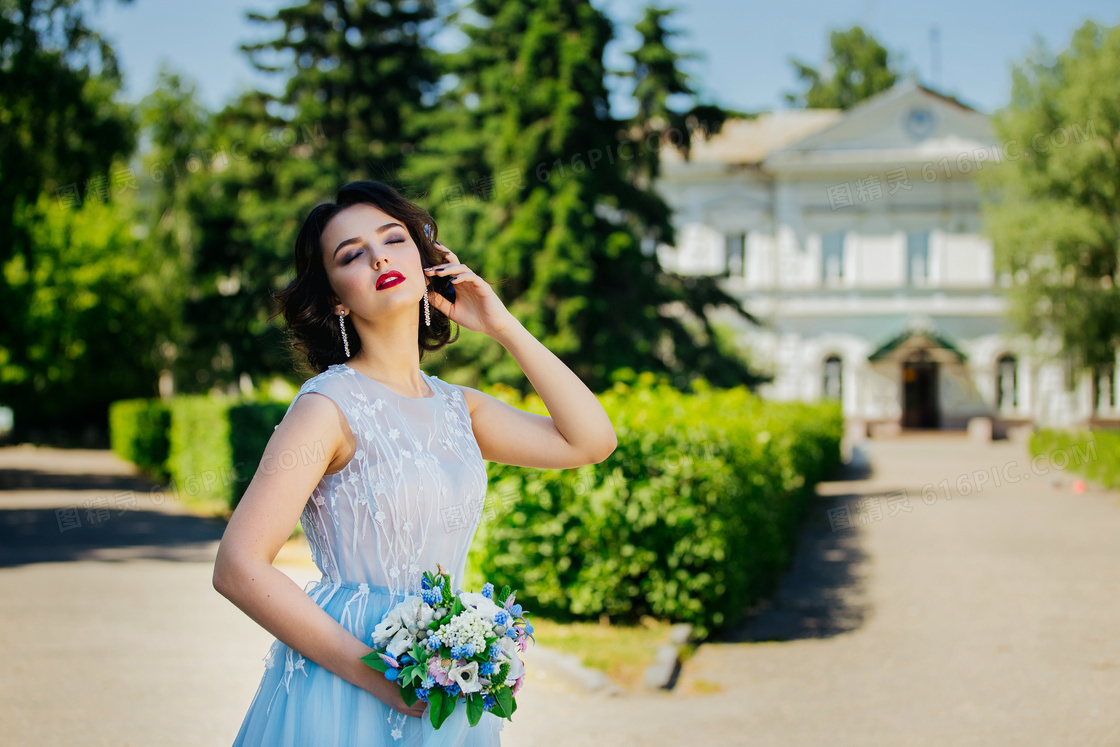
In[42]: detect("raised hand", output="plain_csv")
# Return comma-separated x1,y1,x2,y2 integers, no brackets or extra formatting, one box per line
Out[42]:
424,245,517,338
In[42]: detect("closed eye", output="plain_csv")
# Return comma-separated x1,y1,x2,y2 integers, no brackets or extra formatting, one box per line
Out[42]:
343,236,407,264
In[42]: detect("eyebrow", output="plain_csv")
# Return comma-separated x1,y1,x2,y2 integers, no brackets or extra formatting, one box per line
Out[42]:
332,222,406,260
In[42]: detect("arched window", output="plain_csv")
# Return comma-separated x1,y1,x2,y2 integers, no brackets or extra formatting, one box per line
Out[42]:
996,354,1017,412
823,355,843,401
1097,364,1117,413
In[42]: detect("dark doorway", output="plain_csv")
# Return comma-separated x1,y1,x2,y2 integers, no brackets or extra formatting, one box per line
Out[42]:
902,360,939,428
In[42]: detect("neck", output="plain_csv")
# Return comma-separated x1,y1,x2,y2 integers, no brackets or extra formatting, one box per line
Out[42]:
346,307,426,393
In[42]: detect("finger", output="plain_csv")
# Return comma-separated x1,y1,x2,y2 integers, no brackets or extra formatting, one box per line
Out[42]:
449,269,478,283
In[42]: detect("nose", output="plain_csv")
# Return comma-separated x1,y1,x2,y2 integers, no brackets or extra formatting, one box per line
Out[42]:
366,244,391,268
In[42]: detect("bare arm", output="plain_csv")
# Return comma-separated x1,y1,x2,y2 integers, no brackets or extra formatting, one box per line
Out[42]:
457,315,617,469
211,392,424,717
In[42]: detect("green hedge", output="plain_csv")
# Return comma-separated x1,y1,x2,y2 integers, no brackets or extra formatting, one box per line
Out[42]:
467,373,843,638
110,392,290,515
1029,427,1120,490
108,398,171,483
112,374,843,636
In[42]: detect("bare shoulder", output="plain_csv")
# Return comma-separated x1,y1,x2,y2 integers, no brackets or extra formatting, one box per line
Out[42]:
452,383,482,416
279,389,354,472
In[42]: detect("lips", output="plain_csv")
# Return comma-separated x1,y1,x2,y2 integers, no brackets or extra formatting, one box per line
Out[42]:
376,271,405,290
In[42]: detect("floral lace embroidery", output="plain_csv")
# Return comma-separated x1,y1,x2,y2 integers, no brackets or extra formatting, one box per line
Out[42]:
258,365,488,736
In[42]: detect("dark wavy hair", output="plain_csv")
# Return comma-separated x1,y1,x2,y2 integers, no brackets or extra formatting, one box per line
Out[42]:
272,180,459,376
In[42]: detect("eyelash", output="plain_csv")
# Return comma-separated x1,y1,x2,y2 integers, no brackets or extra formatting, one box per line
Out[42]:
344,237,405,264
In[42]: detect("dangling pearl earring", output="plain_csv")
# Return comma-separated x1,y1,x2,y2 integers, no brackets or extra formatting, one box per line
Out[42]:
423,289,431,327
338,312,351,358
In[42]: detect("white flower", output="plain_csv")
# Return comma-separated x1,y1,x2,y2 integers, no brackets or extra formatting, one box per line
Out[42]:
388,428,399,440
434,608,491,652
375,510,386,523
498,636,525,683
386,627,415,658
449,660,483,694
458,591,504,621
371,596,422,645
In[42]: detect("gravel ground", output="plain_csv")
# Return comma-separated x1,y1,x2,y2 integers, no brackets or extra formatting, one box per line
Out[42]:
1,434,1118,746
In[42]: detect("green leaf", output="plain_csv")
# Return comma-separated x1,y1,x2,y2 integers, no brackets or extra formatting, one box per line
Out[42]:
401,683,418,707
361,652,389,672
451,597,465,617
494,686,514,721
428,689,444,729
497,584,512,604
436,690,457,729
466,693,484,727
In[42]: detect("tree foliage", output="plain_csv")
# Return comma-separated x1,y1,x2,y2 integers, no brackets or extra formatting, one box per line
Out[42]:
409,0,763,392
784,26,900,110
978,21,1120,385
0,0,142,437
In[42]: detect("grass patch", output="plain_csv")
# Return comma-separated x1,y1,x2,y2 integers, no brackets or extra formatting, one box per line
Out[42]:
530,615,672,690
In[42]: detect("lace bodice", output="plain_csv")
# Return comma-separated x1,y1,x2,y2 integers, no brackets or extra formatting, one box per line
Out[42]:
280,363,488,596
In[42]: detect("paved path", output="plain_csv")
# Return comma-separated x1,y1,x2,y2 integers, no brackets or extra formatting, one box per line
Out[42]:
1,434,1119,745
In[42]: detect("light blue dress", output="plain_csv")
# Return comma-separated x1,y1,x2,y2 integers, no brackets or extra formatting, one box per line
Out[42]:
231,363,505,746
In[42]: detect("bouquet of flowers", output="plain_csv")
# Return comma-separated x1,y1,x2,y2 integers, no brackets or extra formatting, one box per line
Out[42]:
361,566,534,729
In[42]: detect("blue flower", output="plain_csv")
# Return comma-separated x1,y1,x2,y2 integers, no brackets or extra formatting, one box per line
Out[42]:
426,634,442,650
422,675,436,689
422,577,431,590
442,683,460,696
479,662,495,675
506,628,517,638
510,603,523,617
385,668,399,681
494,610,510,626
525,623,534,635
481,582,494,599
462,643,475,658
489,643,502,659
450,644,464,659
483,695,497,712
400,654,414,665
416,687,430,701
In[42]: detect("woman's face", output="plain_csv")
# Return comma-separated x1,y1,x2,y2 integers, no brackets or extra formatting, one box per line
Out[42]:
320,202,426,321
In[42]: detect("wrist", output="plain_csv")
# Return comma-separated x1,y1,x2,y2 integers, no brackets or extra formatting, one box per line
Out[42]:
490,314,525,346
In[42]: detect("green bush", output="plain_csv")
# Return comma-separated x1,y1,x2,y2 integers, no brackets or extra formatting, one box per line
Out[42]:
165,395,237,512
467,373,843,639
108,398,171,483
110,391,291,515
1029,427,1120,490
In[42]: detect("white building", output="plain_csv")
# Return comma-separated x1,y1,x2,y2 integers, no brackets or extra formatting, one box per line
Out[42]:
655,79,1119,434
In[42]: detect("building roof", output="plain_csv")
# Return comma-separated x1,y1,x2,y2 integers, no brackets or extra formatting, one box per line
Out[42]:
868,328,969,363
662,78,994,173
662,109,843,166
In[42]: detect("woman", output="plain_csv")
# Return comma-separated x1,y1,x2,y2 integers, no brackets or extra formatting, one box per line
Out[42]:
212,180,617,746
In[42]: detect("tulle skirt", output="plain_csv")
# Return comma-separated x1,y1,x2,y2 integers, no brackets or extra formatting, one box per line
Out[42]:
231,578,504,747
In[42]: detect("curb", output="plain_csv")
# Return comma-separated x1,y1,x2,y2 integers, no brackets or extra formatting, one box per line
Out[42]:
523,645,623,696
643,623,692,690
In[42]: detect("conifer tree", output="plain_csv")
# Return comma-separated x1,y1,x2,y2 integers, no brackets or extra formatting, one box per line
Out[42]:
413,0,763,391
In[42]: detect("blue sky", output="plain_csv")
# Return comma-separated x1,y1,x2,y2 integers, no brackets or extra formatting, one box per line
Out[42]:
90,0,1120,117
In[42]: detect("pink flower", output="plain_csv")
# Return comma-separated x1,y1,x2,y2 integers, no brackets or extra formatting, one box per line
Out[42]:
511,674,524,695
428,656,454,686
